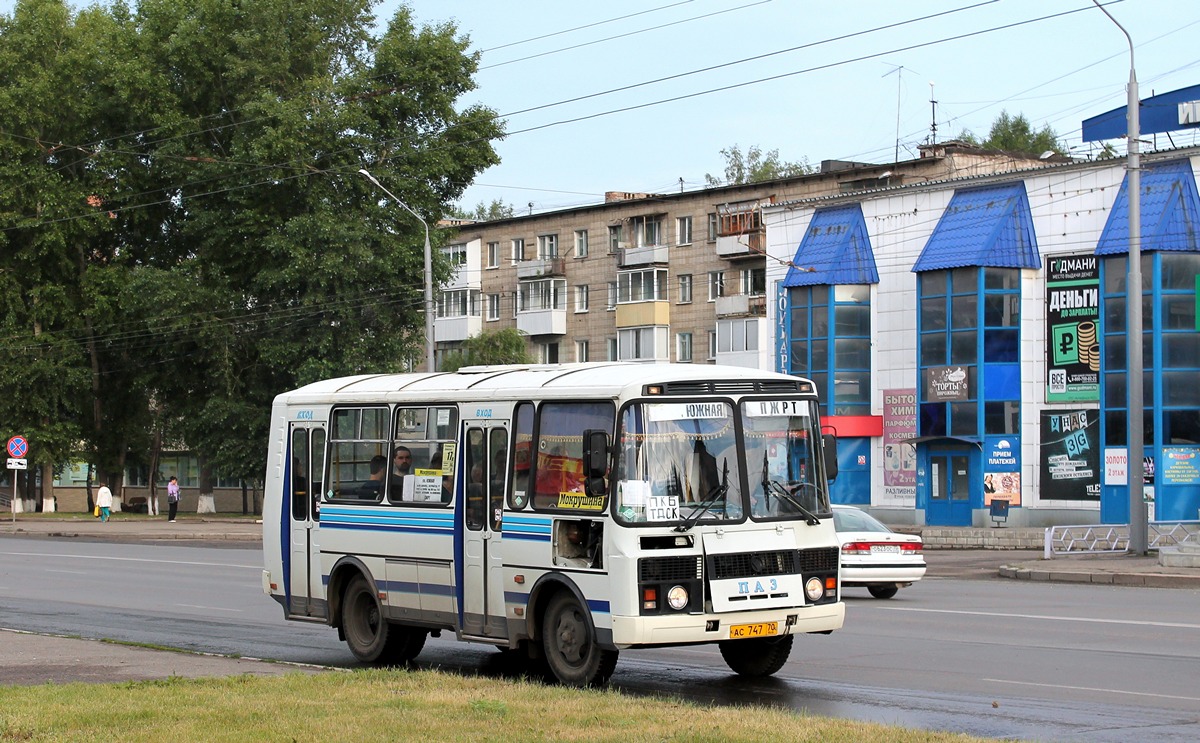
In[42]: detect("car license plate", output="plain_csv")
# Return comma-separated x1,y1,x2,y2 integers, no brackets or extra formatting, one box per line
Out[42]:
729,622,778,639
872,544,900,554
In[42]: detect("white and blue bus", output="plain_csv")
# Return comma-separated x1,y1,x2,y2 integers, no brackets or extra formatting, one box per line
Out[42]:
262,362,844,686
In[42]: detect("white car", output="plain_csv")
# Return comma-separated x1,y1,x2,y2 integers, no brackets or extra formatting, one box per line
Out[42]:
832,505,926,599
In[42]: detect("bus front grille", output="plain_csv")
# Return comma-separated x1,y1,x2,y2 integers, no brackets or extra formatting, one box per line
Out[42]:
639,555,703,582
709,550,797,580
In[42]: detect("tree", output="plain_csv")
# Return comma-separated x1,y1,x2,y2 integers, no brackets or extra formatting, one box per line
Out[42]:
0,0,504,505
958,111,1063,155
450,199,516,221
705,144,813,187
440,328,533,372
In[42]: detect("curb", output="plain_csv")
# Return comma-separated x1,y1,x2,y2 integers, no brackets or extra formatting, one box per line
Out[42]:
999,564,1200,589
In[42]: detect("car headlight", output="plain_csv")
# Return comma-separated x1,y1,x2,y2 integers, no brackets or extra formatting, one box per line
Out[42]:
666,585,689,610
804,576,824,602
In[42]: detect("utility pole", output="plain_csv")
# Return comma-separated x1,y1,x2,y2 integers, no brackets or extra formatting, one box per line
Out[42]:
359,169,436,373
1091,0,1145,555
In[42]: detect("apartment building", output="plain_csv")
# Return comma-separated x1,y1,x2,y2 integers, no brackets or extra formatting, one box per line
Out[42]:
435,142,1058,370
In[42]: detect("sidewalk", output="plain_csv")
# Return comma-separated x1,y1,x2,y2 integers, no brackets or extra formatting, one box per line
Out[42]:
1,514,262,542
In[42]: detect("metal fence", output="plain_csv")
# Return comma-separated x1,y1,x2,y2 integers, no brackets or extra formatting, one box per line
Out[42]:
1044,521,1200,558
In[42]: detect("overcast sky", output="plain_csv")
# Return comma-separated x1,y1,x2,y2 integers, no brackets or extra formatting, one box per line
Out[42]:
5,1,1197,214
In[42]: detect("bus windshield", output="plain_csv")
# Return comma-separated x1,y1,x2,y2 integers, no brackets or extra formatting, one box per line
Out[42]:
612,397,829,526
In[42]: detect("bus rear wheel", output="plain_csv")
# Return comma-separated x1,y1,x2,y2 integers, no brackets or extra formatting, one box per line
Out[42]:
343,575,396,664
541,592,618,687
719,634,794,677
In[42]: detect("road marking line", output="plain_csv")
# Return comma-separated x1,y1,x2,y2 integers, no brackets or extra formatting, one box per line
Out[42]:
876,606,1200,630
983,678,1200,702
0,550,258,570
174,604,244,613
43,569,87,575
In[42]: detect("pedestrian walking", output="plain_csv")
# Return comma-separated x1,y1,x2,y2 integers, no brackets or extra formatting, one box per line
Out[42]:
96,483,113,522
166,475,180,522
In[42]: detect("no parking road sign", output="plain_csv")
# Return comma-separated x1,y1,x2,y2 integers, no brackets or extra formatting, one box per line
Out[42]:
7,436,28,459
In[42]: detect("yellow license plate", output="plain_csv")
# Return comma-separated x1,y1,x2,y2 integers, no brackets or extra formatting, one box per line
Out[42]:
728,622,778,639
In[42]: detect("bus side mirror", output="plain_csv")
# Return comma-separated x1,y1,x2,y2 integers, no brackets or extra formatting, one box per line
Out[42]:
822,433,839,482
583,429,609,497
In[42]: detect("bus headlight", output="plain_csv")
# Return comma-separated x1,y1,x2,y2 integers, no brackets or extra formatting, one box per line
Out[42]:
666,585,689,610
804,577,824,602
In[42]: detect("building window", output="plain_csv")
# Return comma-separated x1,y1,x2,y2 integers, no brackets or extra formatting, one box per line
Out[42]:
717,200,763,236
575,339,589,362
538,233,558,259
708,271,725,301
607,281,617,310
916,268,1001,436
790,284,873,417
574,229,589,258
487,241,500,269
607,337,618,361
677,216,693,246
487,293,500,321
678,274,693,304
707,212,718,241
519,279,566,311
608,225,624,253
740,267,766,296
716,318,759,353
511,291,518,318
444,243,467,268
618,326,669,362
617,268,668,303
540,342,560,364
575,284,589,313
707,330,717,360
677,332,693,362
511,238,525,263
436,289,480,318
631,215,663,247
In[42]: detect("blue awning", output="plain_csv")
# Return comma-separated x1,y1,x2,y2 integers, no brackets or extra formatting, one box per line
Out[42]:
782,204,879,287
1094,159,1200,255
912,183,1041,272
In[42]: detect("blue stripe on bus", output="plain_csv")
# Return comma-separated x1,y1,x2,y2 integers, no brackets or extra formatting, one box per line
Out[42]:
503,592,609,615
383,580,456,597
504,531,552,542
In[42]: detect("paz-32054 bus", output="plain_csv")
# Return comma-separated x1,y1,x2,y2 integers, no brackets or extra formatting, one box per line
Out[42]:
263,363,843,686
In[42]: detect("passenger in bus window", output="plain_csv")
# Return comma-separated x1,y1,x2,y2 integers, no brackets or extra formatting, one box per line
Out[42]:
358,455,387,499
392,446,413,476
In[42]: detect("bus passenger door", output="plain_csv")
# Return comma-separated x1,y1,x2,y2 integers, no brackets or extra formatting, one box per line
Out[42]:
288,424,326,618
462,424,508,638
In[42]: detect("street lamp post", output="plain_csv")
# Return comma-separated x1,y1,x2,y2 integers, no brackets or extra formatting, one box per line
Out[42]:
358,169,436,373
1091,1,1146,554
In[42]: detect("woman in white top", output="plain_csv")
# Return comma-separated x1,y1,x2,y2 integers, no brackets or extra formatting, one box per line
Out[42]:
95,484,113,522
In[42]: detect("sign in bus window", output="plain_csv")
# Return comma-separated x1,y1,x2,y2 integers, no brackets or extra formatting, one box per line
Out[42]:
531,401,613,511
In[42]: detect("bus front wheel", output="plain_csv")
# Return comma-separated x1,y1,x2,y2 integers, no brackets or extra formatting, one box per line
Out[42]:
719,634,794,677
541,592,617,687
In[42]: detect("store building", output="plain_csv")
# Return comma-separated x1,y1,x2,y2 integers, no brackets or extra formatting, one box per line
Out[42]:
764,147,1200,528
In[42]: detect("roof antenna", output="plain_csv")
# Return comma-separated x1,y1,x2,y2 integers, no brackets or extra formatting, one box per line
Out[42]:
882,64,907,165
929,81,938,145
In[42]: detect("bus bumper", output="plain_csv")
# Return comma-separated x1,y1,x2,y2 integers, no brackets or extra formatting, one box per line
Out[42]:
608,601,844,647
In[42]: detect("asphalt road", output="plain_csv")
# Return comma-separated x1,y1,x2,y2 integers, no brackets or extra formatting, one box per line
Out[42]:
2,537,1198,742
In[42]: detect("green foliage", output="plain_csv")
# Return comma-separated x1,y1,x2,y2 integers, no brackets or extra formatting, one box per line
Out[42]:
440,328,533,372
450,199,516,221
958,110,1063,155
705,144,814,186
0,0,503,484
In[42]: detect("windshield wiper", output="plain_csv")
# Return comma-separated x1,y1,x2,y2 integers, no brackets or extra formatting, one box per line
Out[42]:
675,458,729,532
764,480,821,526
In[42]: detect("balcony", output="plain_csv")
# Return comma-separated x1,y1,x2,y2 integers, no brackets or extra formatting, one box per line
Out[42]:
715,293,767,318
615,301,670,328
516,257,566,279
434,315,482,343
716,231,765,259
516,308,567,336
619,243,669,267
